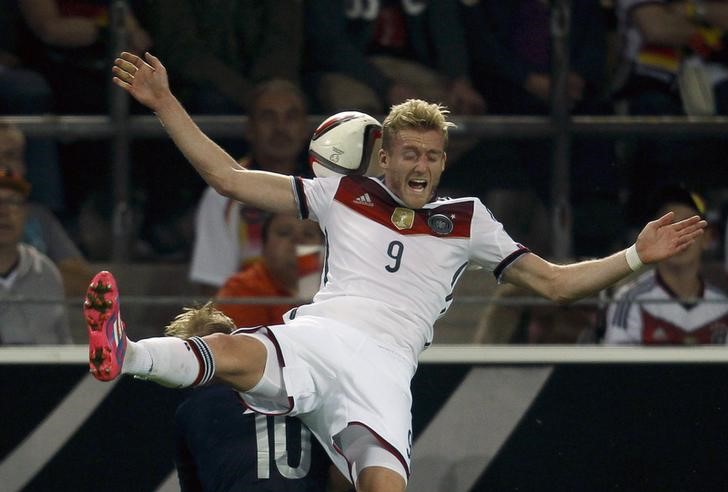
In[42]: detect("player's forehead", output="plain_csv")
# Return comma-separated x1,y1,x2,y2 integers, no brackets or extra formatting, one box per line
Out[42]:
391,128,445,153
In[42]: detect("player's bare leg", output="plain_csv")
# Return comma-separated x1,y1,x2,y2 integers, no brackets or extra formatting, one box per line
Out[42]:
357,467,406,492
195,332,267,391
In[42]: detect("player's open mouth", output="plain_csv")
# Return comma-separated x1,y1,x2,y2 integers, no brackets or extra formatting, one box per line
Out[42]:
408,178,427,192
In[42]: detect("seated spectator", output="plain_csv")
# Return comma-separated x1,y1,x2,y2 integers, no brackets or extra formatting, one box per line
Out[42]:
0,167,71,344
138,0,303,115
17,0,152,113
612,0,728,224
0,122,93,297
164,303,349,491
0,0,64,213
604,185,728,344
216,213,323,328
304,0,485,115
189,79,311,294
447,0,619,257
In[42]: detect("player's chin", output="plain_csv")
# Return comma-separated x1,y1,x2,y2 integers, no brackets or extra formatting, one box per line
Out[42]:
402,190,430,209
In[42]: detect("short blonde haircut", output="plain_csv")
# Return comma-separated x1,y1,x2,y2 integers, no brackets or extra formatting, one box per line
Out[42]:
381,99,456,151
164,302,236,339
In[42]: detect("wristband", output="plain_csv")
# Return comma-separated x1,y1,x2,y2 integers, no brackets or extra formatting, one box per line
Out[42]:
625,244,644,272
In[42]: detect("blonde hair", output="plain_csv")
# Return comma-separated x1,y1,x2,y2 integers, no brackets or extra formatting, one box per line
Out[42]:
381,99,456,151
164,302,235,339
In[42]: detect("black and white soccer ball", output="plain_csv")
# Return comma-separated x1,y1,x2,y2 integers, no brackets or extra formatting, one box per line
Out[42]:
309,111,382,177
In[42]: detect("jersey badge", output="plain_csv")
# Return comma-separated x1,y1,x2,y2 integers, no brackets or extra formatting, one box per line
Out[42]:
391,207,415,230
427,213,454,235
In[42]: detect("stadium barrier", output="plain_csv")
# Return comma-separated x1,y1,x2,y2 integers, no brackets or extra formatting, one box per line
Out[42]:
2,346,728,491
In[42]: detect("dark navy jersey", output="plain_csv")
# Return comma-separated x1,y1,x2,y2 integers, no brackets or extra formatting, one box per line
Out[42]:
174,385,330,491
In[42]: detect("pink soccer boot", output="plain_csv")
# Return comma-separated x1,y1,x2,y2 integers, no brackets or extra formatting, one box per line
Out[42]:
85,271,127,381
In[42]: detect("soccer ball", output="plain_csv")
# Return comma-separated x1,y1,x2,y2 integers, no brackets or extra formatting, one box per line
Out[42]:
309,111,382,177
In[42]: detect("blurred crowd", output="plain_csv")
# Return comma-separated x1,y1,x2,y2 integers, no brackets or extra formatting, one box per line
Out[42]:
2,0,728,346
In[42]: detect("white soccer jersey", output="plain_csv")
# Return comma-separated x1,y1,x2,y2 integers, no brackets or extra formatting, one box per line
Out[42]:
287,175,528,366
604,270,728,345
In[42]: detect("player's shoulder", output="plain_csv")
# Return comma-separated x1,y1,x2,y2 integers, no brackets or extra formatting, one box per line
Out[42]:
429,194,495,220
430,193,480,205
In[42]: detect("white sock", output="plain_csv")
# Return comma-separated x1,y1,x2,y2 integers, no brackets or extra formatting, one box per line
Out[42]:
120,336,215,388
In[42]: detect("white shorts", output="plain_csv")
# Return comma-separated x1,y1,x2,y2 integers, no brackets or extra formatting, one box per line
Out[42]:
233,315,414,478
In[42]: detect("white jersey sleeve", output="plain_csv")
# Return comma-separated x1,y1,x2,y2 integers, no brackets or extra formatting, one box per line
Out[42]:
468,200,528,280
295,175,342,224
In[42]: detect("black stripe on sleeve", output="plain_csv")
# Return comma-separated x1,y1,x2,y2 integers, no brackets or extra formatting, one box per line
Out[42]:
493,247,530,281
293,176,309,219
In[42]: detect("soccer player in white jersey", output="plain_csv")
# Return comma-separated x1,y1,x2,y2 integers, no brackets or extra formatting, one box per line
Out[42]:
87,51,707,492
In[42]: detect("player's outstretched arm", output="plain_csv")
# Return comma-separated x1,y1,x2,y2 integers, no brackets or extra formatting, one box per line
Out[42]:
502,212,707,303
111,51,297,214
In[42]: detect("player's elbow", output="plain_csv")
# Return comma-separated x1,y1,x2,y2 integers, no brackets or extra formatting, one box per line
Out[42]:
545,266,580,305
206,170,237,199
541,285,576,305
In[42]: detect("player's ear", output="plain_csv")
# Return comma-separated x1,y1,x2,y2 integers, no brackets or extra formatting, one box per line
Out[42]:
378,148,389,169
441,152,447,172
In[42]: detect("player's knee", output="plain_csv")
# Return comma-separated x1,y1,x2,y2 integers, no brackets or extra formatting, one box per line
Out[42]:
203,332,267,389
337,426,407,489
355,456,407,491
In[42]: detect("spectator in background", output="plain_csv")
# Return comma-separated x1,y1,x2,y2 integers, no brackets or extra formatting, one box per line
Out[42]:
446,0,619,258
189,79,311,295
18,0,152,114
604,185,728,344
216,213,323,328
138,0,303,115
0,0,64,213
612,0,728,225
0,122,93,298
0,167,71,345
164,303,348,491
304,0,485,115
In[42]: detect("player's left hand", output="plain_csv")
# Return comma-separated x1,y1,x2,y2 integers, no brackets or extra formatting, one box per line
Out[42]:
112,51,172,112
634,212,707,264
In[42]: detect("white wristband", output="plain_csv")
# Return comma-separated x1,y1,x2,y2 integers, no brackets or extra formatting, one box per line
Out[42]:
625,244,644,272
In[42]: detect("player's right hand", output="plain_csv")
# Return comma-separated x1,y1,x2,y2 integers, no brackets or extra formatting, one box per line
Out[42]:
112,51,172,111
